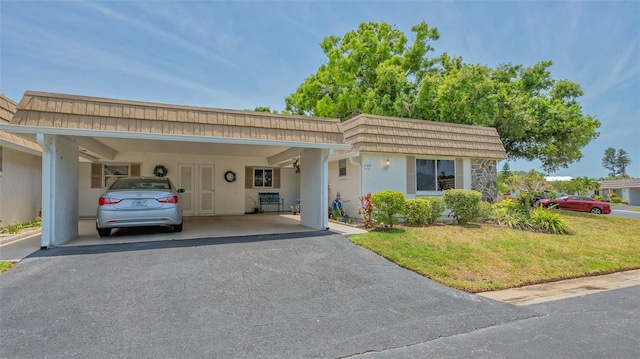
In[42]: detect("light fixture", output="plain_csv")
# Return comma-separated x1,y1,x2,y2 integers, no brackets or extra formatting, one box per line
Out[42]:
384,158,391,168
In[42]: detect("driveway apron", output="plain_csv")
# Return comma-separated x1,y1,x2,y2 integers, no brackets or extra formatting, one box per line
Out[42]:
0,231,536,358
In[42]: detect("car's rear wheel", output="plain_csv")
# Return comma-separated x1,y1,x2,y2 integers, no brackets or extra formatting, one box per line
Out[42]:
548,202,558,209
97,227,111,237
590,207,602,214
173,221,183,232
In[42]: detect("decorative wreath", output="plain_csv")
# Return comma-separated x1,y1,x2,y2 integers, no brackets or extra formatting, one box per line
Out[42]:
153,165,169,177
224,170,237,183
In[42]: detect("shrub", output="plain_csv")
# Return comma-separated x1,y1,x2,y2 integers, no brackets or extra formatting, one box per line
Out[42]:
608,193,618,198
443,189,482,225
358,193,375,228
529,206,573,234
476,201,494,222
611,197,623,204
492,199,530,230
371,190,406,229
425,197,446,224
622,199,629,205
404,198,431,226
1,224,24,234
593,195,604,202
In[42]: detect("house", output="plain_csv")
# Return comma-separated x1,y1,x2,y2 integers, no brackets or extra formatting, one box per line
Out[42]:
1,91,507,248
0,95,42,228
599,179,640,205
328,114,507,217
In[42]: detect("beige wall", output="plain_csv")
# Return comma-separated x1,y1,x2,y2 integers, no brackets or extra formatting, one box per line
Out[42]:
0,147,42,227
78,152,300,217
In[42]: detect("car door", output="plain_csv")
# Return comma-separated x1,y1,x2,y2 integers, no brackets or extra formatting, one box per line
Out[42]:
563,196,579,211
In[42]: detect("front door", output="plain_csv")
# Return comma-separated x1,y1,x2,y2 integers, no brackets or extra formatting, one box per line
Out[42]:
178,163,215,216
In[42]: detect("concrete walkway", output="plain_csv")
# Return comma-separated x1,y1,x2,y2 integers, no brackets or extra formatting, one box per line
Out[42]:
478,269,640,306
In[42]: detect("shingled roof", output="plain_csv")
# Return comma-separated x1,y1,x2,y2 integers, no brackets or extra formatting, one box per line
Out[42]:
600,179,640,189
11,91,345,145
340,114,507,160
0,94,41,154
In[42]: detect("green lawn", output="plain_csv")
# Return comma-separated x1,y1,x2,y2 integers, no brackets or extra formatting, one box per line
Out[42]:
0,261,15,274
350,211,640,293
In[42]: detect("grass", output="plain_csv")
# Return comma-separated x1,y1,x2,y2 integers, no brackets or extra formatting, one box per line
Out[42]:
0,261,16,274
350,211,640,293
632,208,640,212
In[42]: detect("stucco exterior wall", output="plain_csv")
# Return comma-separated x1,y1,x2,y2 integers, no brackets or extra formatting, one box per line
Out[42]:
78,152,300,218
0,147,42,226
328,157,362,218
628,188,640,206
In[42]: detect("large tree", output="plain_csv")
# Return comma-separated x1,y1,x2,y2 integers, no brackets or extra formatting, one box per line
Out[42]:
286,21,600,173
616,149,631,175
602,147,618,176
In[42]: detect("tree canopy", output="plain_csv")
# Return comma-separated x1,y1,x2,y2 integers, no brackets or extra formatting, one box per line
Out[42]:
285,21,600,173
602,147,632,177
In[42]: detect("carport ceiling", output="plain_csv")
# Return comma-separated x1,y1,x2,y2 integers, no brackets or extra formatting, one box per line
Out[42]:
85,136,290,157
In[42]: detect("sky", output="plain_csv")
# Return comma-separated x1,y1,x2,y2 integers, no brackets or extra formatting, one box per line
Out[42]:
1,1,638,178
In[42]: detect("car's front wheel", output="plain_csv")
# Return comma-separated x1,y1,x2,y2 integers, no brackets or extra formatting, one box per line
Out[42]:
97,227,111,237
590,207,603,214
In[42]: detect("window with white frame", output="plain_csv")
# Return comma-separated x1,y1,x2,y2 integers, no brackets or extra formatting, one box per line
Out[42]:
91,163,141,188
416,159,455,191
104,164,130,188
254,168,273,188
338,159,347,177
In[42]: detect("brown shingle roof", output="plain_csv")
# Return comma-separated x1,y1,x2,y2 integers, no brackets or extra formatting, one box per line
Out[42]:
0,94,41,153
11,91,345,145
340,114,507,159
600,179,640,189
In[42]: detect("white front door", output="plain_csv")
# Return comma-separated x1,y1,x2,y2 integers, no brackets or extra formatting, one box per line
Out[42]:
178,163,215,216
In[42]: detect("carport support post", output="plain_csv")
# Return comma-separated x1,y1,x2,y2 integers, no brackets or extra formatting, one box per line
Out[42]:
299,149,330,230
37,134,79,248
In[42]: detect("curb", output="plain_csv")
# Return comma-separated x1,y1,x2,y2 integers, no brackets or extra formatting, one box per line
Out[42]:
0,229,42,246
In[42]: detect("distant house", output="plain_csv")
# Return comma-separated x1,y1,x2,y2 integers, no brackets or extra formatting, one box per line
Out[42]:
0,95,42,227
599,179,640,205
328,114,507,217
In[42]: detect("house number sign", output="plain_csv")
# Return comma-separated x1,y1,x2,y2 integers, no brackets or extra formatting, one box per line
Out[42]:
363,163,372,171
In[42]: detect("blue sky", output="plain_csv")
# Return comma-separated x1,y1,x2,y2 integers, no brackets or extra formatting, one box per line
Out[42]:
1,1,638,178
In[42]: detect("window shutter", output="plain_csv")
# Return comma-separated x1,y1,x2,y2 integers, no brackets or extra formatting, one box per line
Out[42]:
274,168,281,189
131,163,141,177
406,156,416,194
245,167,253,189
91,163,103,188
455,159,464,189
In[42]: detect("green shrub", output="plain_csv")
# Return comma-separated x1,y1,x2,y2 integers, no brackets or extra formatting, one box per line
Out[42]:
425,197,446,224
529,206,573,234
622,199,629,205
1,224,24,234
477,201,494,222
443,189,482,225
593,195,604,202
492,199,530,230
611,197,623,204
404,198,430,226
371,190,406,229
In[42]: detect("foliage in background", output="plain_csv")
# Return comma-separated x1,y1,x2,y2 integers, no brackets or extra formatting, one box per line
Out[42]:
551,176,599,196
443,189,482,224
602,147,632,177
504,169,551,211
371,190,406,229
285,21,600,172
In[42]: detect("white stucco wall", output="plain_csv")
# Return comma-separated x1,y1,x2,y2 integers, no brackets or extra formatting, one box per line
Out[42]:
328,157,362,218
78,152,300,218
299,149,328,230
0,147,42,226
628,188,640,206
41,135,79,247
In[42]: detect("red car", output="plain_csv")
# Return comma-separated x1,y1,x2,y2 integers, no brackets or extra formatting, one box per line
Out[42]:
536,195,611,214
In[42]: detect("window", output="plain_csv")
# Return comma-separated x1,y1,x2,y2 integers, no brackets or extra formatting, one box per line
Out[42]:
254,168,273,188
91,163,141,188
338,159,347,177
416,159,455,191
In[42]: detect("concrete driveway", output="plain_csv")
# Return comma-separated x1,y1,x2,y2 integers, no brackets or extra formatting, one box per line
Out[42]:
0,231,535,358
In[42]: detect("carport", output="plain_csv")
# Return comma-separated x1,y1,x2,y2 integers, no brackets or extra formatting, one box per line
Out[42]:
1,91,351,248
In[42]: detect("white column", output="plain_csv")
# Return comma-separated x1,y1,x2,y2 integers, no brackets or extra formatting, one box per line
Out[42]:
299,149,329,230
38,135,79,248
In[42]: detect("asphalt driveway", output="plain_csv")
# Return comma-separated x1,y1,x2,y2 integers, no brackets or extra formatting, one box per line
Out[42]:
0,231,535,358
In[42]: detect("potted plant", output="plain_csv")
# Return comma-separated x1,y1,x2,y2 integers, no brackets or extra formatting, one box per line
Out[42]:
293,158,300,173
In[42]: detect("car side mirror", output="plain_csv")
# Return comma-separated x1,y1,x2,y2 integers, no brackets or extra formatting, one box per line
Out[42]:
177,188,185,193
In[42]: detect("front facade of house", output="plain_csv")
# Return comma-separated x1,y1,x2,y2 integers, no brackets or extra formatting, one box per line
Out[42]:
2,91,508,247
0,95,42,228
599,179,640,205
328,115,508,217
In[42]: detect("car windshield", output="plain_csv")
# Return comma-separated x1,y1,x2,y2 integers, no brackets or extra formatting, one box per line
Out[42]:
110,178,171,190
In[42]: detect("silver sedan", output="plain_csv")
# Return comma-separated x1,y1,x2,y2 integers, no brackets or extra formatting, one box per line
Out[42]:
96,177,184,237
